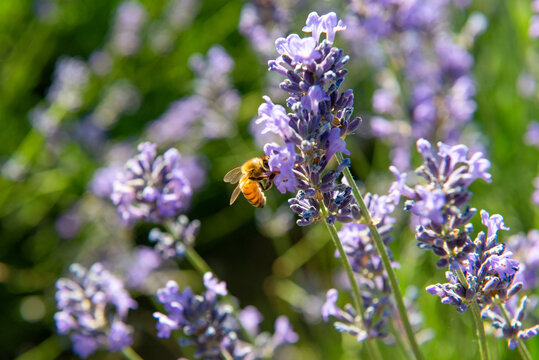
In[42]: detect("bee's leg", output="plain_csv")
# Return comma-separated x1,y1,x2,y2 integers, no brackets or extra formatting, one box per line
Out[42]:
261,173,276,191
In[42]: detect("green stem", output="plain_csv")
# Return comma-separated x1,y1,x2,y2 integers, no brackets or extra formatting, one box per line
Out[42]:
221,349,234,360
497,302,533,360
121,346,144,360
185,247,212,275
335,152,424,360
319,201,383,360
454,267,489,360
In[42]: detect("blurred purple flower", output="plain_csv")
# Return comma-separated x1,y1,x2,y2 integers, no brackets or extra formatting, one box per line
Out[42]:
524,121,539,148
508,230,539,290
54,263,137,358
47,57,90,111
111,1,147,56
126,246,162,288
239,306,263,336
111,142,192,224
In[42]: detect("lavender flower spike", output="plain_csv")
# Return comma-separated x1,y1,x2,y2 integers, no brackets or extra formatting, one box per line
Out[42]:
153,276,239,358
54,263,137,358
393,138,492,268
111,142,192,224
426,211,518,313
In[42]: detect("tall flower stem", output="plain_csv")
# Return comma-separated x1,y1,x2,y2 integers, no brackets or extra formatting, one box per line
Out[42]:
185,247,211,274
221,349,234,360
497,301,533,360
335,152,424,360
122,346,144,360
319,201,383,360
454,267,490,360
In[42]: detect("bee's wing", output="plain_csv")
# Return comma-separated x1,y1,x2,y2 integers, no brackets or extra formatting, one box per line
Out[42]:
229,184,242,205
224,167,242,184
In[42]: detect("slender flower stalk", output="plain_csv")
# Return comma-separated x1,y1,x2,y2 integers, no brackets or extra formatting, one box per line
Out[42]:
121,346,144,360
454,266,489,360
335,152,424,360
319,201,383,360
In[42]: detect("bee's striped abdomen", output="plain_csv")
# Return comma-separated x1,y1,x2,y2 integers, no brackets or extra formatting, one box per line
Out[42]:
240,179,266,208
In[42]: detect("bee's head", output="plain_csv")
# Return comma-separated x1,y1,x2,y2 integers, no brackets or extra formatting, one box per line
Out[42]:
261,155,269,171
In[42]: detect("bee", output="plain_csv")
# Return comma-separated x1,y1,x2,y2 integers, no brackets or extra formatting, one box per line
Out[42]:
223,156,276,208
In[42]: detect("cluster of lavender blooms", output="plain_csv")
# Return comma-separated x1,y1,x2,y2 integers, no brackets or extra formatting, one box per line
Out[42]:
344,1,487,169
254,12,362,221
104,141,205,263
322,193,398,340
389,138,491,268
427,210,539,349
252,10,421,343
146,45,240,147
390,138,539,349
425,210,516,313
111,142,192,224
239,0,293,60
54,263,137,358
154,273,297,359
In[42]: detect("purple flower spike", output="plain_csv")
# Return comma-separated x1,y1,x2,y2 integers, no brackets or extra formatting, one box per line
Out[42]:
399,138,493,265
153,279,241,358
302,11,346,44
111,142,192,224
54,263,136,358
275,34,321,65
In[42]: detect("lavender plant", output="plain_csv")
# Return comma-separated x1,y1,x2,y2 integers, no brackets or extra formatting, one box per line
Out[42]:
392,138,538,358
251,10,424,359
9,2,536,360
389,138,491,268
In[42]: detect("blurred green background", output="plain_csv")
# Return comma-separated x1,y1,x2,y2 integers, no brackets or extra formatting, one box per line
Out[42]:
0,0,537,359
